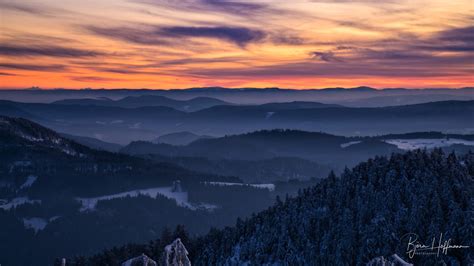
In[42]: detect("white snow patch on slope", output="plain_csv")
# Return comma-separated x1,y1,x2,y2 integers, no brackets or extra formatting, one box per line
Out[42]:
19,175,38,190
77,186,217,212
384,138,474,150
340,141,362,148
23,217,48,233
205,182,275,191
265,112,275,119
0,197,41,210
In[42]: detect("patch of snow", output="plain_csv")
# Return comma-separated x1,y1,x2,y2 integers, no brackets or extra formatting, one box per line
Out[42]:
205,182,275,191
19,175,38,190
265,111,275,119
77,186,217,212
384,138,474,150
195,203,219,211
0,197,41,210
22,217,48,233
20,134,44,142
340,141,362,148
61,148,77,156
49,216,61,222
130,122,141,129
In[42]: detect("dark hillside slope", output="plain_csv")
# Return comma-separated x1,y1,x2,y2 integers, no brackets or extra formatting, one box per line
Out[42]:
193,150,473,265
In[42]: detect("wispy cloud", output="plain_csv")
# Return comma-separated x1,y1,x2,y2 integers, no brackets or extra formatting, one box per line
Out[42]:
135,0,271,17
0,71,17,76
87,26,169,45
158,26,265,46
0,63,67,72
311,51,343,62
1,0,472,88
69,76,124,82
87,24,265,47
0,45,104,58
0,1,46,15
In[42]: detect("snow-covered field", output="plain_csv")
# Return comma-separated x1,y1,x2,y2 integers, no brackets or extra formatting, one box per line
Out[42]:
340,141,362,148
22,216,61,233
77,186,217,212
19,175,37,190
0,197,41,210
384,138,474,150
23,217,48,233
204,182,275,191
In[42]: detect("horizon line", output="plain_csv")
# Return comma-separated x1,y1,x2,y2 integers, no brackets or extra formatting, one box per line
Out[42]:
1,86,473,91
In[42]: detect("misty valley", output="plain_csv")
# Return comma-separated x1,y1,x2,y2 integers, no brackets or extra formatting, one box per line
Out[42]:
0,88,472,265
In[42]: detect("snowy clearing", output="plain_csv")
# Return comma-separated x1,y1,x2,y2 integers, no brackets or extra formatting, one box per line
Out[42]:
0,197,41,210
204,182,275,191
23,217,48,233
384,138,474,150
77,186,217,212
340,141,362,148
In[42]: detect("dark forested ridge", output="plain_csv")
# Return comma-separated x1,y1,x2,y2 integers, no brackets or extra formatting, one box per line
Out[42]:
193,150,473,265
75,149,473,265
0,116,320,265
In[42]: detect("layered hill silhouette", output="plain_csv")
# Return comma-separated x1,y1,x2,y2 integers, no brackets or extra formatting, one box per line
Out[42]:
52,95,231,112
1,87,472,105
0,99,472,144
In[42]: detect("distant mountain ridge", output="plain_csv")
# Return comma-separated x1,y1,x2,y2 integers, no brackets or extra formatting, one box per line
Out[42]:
154,131,214,146
52,95,231,112
60,133,123,152
1,87,472,105
0,100,472,144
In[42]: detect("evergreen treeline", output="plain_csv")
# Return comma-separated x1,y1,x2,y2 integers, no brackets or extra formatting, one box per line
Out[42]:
77,149,473,265
193,149,473,265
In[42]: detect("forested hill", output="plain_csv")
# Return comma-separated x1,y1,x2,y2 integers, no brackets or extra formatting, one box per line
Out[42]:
76,149,473,265
192,149,473,265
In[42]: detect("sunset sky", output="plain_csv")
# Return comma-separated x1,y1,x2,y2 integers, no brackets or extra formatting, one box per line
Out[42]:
0,0,473,89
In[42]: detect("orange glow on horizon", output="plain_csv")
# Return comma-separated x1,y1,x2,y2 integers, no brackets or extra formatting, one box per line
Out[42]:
0,0,472,89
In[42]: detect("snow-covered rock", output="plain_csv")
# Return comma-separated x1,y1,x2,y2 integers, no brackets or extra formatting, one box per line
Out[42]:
164,238,191,266
122,254,157,266
367,254,413,266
